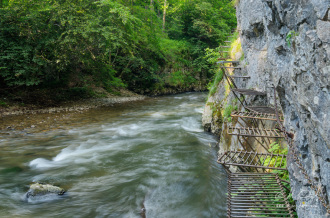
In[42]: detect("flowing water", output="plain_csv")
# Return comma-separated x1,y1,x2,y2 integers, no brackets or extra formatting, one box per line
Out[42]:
0,92,227,218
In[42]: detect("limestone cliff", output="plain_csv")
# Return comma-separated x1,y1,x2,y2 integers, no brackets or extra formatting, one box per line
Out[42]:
203,0,330,216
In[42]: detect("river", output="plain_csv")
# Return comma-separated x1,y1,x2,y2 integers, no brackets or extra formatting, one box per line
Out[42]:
0,92,227,218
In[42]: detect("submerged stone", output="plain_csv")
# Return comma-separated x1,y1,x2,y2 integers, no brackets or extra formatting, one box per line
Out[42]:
26,183,65,199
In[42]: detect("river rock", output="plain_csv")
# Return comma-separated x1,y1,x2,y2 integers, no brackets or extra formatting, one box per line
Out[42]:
25,183,65,200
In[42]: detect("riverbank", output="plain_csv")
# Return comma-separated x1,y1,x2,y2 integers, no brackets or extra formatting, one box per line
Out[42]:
0,95,146,118
0,88,147,134
0,85,208,117
0,86,209,135
1,87,146,115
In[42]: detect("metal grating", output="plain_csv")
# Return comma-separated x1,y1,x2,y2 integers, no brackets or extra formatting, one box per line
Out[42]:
217,61,240,64
220,46,231,48
229,76,250,79
246,106,277,115
218,151,287,171
226,173,295,218
228,127,284,138
220,66,242,69
231,111,283,121
231,89,266,96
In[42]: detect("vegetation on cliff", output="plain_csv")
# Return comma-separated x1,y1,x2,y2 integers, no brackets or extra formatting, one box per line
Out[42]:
0,0,236,105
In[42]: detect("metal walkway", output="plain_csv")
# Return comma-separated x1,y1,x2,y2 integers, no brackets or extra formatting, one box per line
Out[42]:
246,106,277,115
226,172,295,218
229,76,250,79
218,151,287,171
231,88,266,96
220,66,242,69
228,127,284,138
231,111,283,121
217,61,240,64
216,35,300,217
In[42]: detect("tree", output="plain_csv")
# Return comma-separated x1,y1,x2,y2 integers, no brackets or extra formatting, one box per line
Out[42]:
0,0,237,97
162,0,168,32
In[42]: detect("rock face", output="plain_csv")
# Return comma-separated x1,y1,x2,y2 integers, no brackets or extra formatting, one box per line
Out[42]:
203,0,330,216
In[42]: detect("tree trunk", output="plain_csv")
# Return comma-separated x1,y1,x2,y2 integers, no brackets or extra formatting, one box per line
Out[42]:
162,0,167,32
150,0,154,11
150,0,154,26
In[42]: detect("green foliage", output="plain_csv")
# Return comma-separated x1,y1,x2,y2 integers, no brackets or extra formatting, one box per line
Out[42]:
229,32,243,59
0,100,8,107
231,0,240,7
286,30,298,47
262,141,289,180
206,30,240,99
259,141,297,217
167,71,197,88
167,0,236,45
208,70,224,97
223,104,233,122
0,0,237,102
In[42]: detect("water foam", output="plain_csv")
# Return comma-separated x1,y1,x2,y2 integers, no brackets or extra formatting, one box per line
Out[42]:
180,117,203,133
29,138,119,169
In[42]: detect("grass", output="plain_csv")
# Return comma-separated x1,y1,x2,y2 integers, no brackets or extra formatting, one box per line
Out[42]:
0,100,8,107
230,32,243,60
231,0,240,7
223,104,233,122
208,70,224,97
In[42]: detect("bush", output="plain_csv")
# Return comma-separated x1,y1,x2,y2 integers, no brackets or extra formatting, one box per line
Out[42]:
223,104,233,122
208,70,224,96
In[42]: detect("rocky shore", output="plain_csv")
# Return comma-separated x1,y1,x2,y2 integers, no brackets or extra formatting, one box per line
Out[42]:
0,94,146,134
0,95,146,117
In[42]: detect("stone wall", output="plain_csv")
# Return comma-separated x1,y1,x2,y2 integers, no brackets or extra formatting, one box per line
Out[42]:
203,0,330,216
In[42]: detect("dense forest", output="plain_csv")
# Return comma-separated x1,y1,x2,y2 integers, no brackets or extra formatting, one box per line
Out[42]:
0,0,236,104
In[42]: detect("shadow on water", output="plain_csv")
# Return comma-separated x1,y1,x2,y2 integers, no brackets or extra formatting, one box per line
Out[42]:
0,92,227,218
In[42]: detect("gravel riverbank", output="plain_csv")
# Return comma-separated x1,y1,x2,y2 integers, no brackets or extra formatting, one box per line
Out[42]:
0,96,146,117
0,95,147,134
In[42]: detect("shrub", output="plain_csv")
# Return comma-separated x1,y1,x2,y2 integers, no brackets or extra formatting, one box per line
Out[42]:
208,70,224,96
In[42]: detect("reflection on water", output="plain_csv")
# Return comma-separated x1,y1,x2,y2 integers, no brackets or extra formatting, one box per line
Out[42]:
0,92,227,218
